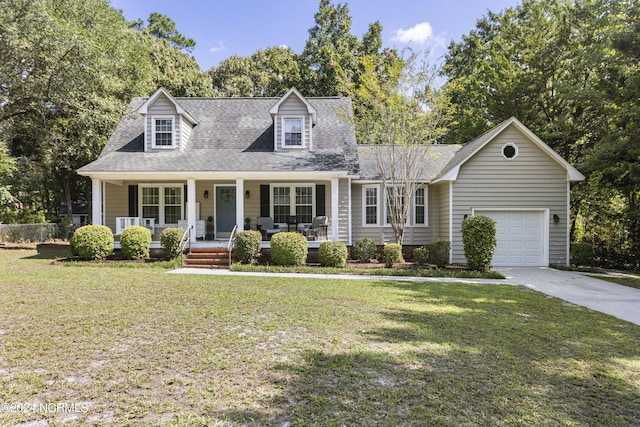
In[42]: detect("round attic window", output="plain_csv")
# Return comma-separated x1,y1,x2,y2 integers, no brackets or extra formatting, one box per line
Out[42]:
502,143,518,160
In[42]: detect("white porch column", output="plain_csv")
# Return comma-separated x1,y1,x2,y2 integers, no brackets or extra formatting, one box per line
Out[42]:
331,178,339,241
236,178,244,232
91,178,102,225
187,179,196,243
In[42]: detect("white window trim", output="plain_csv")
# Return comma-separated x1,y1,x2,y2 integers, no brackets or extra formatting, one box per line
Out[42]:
139,183,184,226
269,183,315,225
502,142,519,160
362,184,380,227
281,117,305,148
152,116,176,149
381,185,429,227
413,186,429,227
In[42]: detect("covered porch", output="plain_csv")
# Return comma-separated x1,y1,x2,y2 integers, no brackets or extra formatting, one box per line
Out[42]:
90,172,351,249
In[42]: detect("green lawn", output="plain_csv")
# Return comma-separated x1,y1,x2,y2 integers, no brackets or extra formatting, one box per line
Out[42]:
587,274,640,290
1,247,639,426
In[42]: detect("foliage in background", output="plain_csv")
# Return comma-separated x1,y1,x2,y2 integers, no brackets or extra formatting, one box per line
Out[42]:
234,230,263,265
462,215,497,272
353,237,377,262
120,225,151,260
318,241,348,268
270,232,308,266
69,224,113,260
160,228,184,260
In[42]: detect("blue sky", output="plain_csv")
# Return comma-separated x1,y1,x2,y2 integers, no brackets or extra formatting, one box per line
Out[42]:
110,0,522,71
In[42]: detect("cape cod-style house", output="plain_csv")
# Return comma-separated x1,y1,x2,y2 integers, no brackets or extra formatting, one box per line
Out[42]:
78,87,584,267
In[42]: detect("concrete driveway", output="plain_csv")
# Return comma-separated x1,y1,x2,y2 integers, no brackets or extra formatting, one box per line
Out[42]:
498,267,640,326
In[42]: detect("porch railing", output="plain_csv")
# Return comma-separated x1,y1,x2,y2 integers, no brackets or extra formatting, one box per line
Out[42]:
179,225,193,268
227,224,238,268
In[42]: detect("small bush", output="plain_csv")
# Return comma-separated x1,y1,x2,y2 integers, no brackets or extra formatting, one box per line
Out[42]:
235,230,263,264
462,215,497,272
319,241,348,267
270,232,308,266
413,245,430,266
571,242,595,267
429,240,450,269
160,228,184,259
70,225,114,260
120,225,151,260
383,243,404,268
353,237,377,262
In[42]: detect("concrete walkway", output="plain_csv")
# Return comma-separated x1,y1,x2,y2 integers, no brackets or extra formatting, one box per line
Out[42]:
169,266,640,326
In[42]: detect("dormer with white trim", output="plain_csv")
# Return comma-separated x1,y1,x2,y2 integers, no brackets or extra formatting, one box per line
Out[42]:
137,87,198,152
269,87,317,152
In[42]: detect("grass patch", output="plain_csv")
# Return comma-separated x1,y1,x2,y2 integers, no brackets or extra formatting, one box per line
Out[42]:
231,262,506,279
1,248,639,425
587,274,640,290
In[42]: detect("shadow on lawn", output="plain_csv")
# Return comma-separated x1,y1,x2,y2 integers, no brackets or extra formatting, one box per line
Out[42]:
215,280,640,426
27,243,71,259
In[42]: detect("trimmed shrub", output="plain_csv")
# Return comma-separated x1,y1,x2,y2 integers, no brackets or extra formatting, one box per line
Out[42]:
383,243,404,268
235,230,263,264
120,225,151,260
413,245,430,266
429,240,450,269
571,242,595,267
353,237,377,262
270,232,308,266
461,215,497,272
319,241,348,267
160,228,184,259
70,225,114,260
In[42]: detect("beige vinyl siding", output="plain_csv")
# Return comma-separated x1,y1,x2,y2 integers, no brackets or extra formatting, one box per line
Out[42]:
450,125,569,265
104,182,129,233
180,116,192,152
274,96,311,150
145,94,179,151
431,182,450,241
351,183,435,246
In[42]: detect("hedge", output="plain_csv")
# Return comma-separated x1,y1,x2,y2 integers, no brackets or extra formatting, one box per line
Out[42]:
353,237,377,262
270,232,308,266
461,215,497,272
318,241,348,267
383,243,404,268
160,228,184,259
70,225,114,260
120,225,151,260
235,230,263,264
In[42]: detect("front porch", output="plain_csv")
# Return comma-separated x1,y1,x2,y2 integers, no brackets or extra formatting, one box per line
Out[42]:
92,174,349,248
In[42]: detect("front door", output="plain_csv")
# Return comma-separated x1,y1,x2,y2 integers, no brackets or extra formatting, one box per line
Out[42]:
215,186,236,239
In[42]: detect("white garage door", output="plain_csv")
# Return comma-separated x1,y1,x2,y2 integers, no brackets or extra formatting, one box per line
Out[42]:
475,210,546,267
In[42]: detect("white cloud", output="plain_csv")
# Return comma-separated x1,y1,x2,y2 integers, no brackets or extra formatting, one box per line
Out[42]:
209,41,225,53
392,22,433,44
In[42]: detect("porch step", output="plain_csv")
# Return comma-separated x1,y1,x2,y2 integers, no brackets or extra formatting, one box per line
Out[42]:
184,247,232,269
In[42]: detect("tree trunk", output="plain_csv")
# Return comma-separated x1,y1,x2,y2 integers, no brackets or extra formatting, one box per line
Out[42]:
62,170,73,223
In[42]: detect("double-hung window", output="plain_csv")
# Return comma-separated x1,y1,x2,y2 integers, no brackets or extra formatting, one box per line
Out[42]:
414,187,426,225
385,186,406,226
141,184,183,226
363,185,379,226
153,117,174,148
272,184,314,223
283,118,303,147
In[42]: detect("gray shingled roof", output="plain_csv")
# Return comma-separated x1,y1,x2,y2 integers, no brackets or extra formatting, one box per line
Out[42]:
357,144,463,181
79,96,358,174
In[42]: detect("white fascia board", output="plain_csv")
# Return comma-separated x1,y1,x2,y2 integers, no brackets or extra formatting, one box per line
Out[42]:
137,87,198,125
431,165,460,183
78,170,352,181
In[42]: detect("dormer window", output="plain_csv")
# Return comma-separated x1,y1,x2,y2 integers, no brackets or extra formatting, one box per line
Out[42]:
283,118,303,147
153,117,174,148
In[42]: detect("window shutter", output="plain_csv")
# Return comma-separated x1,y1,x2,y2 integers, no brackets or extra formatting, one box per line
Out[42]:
184,184,188,203
316,184,326,216
128,185,138,217
260,185,270,217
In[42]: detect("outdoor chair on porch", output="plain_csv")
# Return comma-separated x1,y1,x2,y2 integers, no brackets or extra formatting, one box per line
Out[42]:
303,216,328,241
257,217,281,241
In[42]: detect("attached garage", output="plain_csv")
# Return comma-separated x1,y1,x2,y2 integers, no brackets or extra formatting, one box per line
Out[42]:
474,210,548,267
